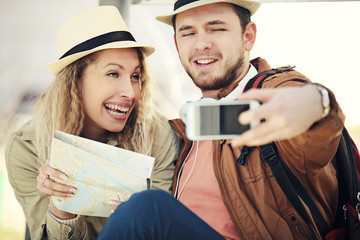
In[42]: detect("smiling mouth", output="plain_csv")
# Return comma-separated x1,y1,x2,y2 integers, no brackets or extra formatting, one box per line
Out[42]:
195,59,217,65
105,104,130,117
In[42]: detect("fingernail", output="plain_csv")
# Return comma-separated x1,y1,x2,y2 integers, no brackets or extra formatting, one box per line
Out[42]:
66,193,74,197
59,174,68,180
69,187,76,193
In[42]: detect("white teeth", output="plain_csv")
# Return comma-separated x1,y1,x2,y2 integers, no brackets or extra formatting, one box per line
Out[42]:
107,109,126,117
105,104,129,112
197,59,215,64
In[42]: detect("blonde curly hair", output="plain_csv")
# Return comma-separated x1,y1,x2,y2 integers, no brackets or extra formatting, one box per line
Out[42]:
34,48,159,163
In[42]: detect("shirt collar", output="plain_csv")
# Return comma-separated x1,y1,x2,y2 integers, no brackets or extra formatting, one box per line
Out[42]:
219,64,258,102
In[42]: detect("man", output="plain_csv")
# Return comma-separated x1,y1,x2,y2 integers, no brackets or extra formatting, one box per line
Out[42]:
99,1,345,239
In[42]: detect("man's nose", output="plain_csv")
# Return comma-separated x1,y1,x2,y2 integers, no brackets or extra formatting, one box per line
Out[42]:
194,32,212,51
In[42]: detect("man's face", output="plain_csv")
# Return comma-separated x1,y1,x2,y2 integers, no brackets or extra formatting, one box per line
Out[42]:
175,3,249,96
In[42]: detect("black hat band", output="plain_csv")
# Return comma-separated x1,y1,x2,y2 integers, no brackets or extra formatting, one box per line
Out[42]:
60,31,135,59
174,0,200,11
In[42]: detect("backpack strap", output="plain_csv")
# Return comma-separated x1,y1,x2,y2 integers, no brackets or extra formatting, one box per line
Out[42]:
338,128,360,206
335,128,360,224
259,144,331,237
243,69,277,92
243,65,295,92
242,68,332,237
236,69,278,165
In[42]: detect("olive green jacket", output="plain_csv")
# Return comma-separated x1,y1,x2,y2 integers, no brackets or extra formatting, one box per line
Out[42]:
5,115,179,240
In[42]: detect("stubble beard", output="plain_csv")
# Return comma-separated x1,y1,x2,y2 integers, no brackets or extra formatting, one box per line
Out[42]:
186,55,246,92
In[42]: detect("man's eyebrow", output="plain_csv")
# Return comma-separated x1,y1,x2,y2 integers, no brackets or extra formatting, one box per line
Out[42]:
207,20,227,26
178,25,193,32
178,20,228,32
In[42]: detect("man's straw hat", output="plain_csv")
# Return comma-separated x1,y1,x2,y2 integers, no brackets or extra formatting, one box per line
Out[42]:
47,6,154,76
156,0,261,26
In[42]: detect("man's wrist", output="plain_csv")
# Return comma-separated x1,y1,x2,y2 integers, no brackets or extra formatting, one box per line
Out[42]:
309,83,331,119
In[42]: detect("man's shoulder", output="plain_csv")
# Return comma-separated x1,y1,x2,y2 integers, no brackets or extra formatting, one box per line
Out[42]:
168,118,186,138
262,69,311,88
251,57,312,88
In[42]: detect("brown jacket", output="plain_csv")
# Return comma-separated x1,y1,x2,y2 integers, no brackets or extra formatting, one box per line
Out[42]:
169,58,345,240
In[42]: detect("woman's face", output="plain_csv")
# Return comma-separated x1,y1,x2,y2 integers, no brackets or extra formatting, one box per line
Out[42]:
80,48,142,141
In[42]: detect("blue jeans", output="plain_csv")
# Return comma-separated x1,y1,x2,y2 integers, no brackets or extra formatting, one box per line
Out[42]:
98,189,226,240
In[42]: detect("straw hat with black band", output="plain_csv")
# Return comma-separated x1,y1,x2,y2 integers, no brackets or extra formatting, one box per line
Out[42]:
47,6,154,76
156,0,261,26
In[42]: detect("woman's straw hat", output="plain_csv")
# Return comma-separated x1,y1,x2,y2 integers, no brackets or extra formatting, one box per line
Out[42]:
47,6,155,76
156,0,261,26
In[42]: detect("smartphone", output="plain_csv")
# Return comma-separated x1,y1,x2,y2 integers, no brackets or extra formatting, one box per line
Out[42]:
185,100,260,140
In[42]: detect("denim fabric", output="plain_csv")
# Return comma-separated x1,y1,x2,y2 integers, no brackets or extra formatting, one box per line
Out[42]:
98,189,225,240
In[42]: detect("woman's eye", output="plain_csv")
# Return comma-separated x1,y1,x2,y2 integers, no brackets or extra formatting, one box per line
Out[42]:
107,72,118,77
131,74,140,81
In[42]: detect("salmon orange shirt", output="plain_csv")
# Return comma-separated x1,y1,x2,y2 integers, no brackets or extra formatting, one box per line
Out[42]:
177,140,241,240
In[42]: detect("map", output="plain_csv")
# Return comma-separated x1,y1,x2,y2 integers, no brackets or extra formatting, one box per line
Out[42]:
49,131,155,217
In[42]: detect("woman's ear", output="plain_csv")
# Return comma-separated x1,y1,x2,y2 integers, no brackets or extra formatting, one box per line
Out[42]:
244,22,257,52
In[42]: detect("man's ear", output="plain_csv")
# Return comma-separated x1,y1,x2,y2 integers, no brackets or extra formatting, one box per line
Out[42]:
244,22,257,51
174,34,179,53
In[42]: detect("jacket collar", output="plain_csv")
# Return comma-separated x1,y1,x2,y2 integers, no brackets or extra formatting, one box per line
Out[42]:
217,57,271,99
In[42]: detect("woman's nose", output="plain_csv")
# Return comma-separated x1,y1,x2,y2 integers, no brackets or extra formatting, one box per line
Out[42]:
117,78,135,99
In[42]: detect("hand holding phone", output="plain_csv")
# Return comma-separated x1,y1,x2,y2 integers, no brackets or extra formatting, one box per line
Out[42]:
185,100,260,140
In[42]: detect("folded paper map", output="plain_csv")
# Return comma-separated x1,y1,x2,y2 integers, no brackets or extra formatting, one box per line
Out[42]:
50,131,155,217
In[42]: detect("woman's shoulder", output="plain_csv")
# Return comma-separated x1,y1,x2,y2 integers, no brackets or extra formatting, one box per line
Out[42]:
5,119,38,163
7,119,36,141
153,114,177,138
152,113,179,148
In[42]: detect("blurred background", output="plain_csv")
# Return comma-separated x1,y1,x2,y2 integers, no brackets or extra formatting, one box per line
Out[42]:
1,0,359,239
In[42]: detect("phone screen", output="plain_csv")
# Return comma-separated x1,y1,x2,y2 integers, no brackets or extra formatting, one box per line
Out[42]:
199,104,250,135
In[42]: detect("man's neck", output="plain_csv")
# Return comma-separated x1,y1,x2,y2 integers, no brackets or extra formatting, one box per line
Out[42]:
202,90,220,99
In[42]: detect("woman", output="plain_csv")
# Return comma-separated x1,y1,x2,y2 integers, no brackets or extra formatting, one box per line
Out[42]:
5,6,179,240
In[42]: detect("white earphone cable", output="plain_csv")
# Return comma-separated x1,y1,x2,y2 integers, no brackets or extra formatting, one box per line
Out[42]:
176,141,199,200
173,141,194,198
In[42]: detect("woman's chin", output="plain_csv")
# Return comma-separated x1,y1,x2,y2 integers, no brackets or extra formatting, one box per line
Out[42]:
106,125,126,133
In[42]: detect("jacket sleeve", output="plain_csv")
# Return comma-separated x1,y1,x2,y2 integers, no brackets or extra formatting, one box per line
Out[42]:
262,71,345,175
150,115,180,193
45,211,90,240
4,122,92,240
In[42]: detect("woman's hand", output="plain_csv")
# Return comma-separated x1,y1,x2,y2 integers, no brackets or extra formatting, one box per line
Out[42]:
37,159,77,219
109,200,122,213
37,159,76,197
